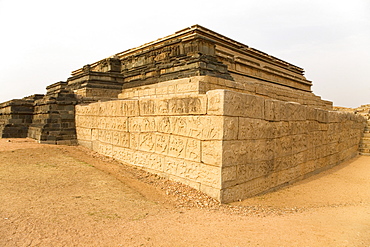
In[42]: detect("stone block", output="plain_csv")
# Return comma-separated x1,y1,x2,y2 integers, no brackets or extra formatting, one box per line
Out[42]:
167,174,201,192
147,153,166,172
176,80,200,93
291,134,308,153
167,135,187,159
316,108,329,123
112,131,130,147
201,140,223,166
223,116,239,140
197,163,221,188
184,138,201,162
76,127,91,141
154,133,170,155
281,102,306,121
129,117,156,132
248,139,274,162
139,133,156,152
129,132,140,150
275,165,302,185
264,99,281,121
200,183,221,201
177,160,201,181
221,174,277,203
238,118,272,140
221,166,237,182
112,146,131,163
328,111,340,123
122,100,140,116
254,159,275,177
224,90,265,118
222,140,249,167
275,136,293,157
206,89,225,115
162,156,180,176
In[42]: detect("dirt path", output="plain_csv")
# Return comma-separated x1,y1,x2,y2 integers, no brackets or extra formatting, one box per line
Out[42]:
0,139,369,246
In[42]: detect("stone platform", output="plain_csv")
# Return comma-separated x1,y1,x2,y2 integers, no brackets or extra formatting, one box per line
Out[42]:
0,25,367,202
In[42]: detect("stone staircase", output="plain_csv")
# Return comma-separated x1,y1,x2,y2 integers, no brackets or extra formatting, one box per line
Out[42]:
357,105,370,155
360,120,370,155
335,104,370,155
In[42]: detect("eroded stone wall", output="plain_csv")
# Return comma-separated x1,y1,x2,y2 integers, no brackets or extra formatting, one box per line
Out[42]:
75,88,365,202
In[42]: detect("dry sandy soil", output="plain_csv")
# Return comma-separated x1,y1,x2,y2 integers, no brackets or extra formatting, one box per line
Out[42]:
0,138,369,247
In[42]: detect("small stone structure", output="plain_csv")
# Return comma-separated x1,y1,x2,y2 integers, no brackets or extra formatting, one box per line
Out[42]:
0,25,367,202
334,105,370,155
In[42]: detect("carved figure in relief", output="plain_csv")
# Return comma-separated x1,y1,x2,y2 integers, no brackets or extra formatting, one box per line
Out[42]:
130,134,139,149
224,118,236,139
156,134,168,154
116,118,128,130
175,117,187,135
203,118,218,139
148,154,164,171
140,133,155,151
189,117,202,138
158,117,171,133
169,99,186,114
157,100,169,114
185,139,199,160
123,101,137,116
141,100,155,115
208,94,221,111
143,118,155,132
112,132,119,145
168,136,185,157
189,98,201,112
121,132,130,147
131,118,141,132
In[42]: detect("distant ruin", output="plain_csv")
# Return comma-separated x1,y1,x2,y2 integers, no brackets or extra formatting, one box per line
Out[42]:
0,25,367,202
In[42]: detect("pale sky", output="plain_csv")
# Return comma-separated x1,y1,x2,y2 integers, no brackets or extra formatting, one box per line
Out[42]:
0,0,369,107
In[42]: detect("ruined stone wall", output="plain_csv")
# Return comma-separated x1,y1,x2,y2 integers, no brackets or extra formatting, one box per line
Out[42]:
75,88,365,202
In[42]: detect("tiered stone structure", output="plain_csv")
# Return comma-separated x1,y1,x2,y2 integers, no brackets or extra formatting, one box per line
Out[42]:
27,82,78,145
0,95,44,138
0,25,367,202
75,85,365,202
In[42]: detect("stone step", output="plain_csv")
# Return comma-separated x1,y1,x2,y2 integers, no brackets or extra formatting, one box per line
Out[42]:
359,147,370,152
360,143,370,148
359,145,370,150
361,138,370,144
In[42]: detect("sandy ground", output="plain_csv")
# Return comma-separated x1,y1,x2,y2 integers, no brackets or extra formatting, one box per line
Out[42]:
0,138,369,247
